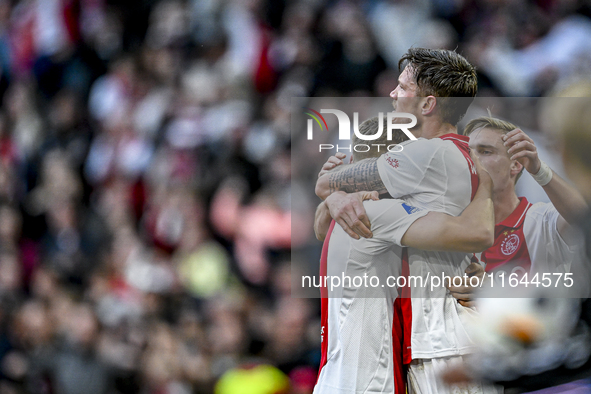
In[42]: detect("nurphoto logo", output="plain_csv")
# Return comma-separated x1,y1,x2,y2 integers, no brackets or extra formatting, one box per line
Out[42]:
304,109,417,153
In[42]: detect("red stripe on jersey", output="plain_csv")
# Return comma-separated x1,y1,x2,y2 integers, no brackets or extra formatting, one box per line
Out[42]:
393,247,411,394
440,133,479,200
482,197,533,273
316,220,336,384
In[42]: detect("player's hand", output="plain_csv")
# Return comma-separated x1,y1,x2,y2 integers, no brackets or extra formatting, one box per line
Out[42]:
470,150,492,189
318,153,347,178
325,191,379,239
503,128,541,174
447,261,485,308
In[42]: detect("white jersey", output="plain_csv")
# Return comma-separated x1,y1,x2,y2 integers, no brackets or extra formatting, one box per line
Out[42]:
480,198,586,295
376,134,475,215
524,201,584,278
314,199,428,394
377,134,480,360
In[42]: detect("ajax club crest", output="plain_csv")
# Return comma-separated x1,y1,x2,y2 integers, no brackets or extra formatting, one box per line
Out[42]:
500,233,520,255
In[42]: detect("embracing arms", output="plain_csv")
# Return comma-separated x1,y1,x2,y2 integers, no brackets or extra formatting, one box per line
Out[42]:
315,157,388,200
315,153,495,253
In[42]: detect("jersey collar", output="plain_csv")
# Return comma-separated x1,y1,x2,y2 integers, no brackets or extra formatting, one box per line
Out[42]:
439,133,470,143
498,197,532,229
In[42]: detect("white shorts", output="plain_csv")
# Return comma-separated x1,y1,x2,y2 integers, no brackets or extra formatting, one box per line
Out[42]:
407,357,503,394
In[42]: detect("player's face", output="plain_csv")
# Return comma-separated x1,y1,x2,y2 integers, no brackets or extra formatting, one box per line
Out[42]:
390,66,420,114
469,127,518,190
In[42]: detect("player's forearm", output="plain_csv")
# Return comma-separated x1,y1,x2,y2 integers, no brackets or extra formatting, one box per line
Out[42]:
400,180,493,252
315,174,332,200
401,184,492,253
314,201,332,241
401,213,491,253
542,171,589,225
315,158,388,200
455,179,495,251
441,218,493,253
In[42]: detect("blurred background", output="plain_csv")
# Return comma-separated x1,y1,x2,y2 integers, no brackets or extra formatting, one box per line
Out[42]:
0,0,588,393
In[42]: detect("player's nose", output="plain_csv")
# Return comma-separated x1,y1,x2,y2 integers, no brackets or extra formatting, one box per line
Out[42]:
390,87,398,99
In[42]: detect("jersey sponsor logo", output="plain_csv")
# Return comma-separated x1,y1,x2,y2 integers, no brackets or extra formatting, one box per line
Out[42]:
402,203,422,215
500,233,520,255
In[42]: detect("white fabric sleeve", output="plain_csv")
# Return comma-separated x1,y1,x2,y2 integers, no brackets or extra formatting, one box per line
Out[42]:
362,199,429,251
376,138,443,198
523,203,579,273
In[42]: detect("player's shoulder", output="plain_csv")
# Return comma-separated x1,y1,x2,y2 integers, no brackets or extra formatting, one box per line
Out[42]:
400,136,447,147
399,135,468,155
382,137,446,160
524,201,559,230
526,201,557,217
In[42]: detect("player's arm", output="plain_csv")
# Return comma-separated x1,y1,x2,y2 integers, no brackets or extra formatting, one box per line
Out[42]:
315,153,348,241
316,142,434,239
314,201,331,241
315,191,379,240
504,129,589,240
315,142,424,237
314,153,381,239
542,174,588,241
315,157,389,200
400,154,494,253
316,140,431,200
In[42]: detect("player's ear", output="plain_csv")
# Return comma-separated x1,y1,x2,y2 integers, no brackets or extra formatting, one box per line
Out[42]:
421,96,437,116
510,159,523,178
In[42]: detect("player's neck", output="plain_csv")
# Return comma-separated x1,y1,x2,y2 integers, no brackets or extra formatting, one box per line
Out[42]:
492,188,521,225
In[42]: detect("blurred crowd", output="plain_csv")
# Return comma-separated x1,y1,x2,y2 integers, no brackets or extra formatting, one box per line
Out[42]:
0,0,587,393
